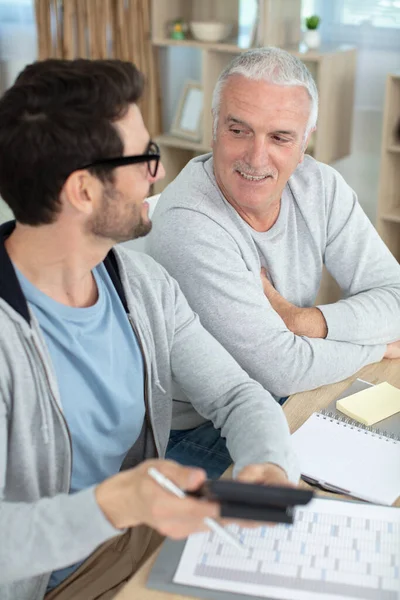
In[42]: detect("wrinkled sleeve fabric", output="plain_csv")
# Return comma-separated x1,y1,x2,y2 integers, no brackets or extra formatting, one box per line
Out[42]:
167,273,299,481
0,390,120,584
317,167,400,345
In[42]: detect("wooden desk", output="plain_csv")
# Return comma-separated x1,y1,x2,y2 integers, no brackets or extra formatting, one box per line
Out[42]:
115,359,400,600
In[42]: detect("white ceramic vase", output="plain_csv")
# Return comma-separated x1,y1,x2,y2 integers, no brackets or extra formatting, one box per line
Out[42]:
304,29,321,49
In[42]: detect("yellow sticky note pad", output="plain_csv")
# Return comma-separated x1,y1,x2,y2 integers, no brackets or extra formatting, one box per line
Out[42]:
336,382,400,426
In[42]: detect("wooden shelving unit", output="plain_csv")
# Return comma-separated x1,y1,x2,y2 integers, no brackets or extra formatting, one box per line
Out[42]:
152,0,302,49
151,0,357,194
377,73,400,262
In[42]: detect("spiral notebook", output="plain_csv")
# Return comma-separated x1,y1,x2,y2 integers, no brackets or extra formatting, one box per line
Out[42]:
291,379,400,505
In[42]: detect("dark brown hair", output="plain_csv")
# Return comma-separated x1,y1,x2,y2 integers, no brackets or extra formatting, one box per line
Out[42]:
0,59,144,225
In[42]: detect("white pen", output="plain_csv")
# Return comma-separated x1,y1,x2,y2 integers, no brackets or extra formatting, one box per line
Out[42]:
148,467,247,553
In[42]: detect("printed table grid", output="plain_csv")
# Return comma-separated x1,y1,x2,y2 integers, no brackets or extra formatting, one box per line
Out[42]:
187,507,400,600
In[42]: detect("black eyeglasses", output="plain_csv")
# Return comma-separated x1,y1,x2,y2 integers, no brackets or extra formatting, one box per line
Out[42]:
79,140,161,178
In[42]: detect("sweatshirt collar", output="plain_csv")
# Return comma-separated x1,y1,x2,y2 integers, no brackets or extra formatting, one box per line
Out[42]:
0,220,128,325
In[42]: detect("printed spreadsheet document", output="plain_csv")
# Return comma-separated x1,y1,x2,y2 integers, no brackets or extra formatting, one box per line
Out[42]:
174,498,400,600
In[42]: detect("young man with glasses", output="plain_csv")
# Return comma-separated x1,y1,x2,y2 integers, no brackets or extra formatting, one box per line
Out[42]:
0,59,298,600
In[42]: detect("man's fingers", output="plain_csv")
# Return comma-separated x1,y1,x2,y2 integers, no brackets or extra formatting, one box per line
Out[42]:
140,460,222,537
167,496,220,521
147,485,220,521
260,268,277,298
147,459,207,492
147,496,220,537
260,268,272,286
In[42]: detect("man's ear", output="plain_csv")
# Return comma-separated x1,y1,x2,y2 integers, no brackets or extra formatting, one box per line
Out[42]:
299,126,316,163
61,170,103,216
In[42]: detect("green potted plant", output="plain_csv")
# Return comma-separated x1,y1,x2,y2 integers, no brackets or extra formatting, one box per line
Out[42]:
304,15,321,49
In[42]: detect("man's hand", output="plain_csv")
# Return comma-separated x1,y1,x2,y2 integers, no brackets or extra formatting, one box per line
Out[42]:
95,459,219,539
236,462,295,487
384,340,400,360
229,463,296,529
260,268,328,339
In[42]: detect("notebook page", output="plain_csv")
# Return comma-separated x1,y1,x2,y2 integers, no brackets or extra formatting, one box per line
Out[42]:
291,413,400,505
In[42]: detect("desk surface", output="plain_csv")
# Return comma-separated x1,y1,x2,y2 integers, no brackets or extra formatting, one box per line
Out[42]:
115,359,400,600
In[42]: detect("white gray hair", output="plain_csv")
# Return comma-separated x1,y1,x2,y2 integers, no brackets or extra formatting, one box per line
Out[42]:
211,47,318,143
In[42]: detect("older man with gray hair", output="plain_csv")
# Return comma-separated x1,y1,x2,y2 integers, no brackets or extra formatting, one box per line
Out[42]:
148,47,400,478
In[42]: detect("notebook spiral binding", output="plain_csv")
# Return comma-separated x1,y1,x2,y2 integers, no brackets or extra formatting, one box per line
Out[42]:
317,410,400,443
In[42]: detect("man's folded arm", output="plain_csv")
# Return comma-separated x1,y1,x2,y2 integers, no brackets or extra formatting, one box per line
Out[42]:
318,168,400,345
150,209,384,399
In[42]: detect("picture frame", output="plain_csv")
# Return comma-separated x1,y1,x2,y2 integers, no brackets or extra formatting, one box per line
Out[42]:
170,81,203,142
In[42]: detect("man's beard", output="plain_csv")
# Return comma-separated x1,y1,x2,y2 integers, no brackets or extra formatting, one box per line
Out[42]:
87,184,152,244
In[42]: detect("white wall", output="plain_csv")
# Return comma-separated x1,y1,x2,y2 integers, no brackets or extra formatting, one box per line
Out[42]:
354,49,400,110
304,0,400,224
332,48,400,224
159,46,202,131
0,196,12,223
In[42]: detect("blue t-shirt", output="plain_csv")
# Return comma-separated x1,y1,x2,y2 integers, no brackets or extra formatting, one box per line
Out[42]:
15,262,145,588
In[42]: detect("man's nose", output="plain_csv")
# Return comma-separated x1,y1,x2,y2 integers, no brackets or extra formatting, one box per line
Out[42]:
247,139,269,170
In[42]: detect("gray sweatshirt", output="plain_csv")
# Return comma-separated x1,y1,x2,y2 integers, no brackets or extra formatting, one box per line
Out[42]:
148,154,400,429
0,221,298,600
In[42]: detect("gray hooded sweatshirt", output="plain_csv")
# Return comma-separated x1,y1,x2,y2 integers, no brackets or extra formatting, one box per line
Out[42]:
0,220,298,600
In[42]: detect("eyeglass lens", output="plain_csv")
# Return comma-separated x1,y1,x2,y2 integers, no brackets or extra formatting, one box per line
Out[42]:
147,141,160,177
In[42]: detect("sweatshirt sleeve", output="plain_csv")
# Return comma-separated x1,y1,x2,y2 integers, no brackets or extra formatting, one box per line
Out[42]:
0,393,121,583
149,207,384,399
317,168,400,345
167,275,300,482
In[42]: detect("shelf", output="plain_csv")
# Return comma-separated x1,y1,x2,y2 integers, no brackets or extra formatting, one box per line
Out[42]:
155,133,210,152
153,38,355,63
284,43,356,62
381,208,400,224
153,38,249,54
388,144,400,153
151,0,302,51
